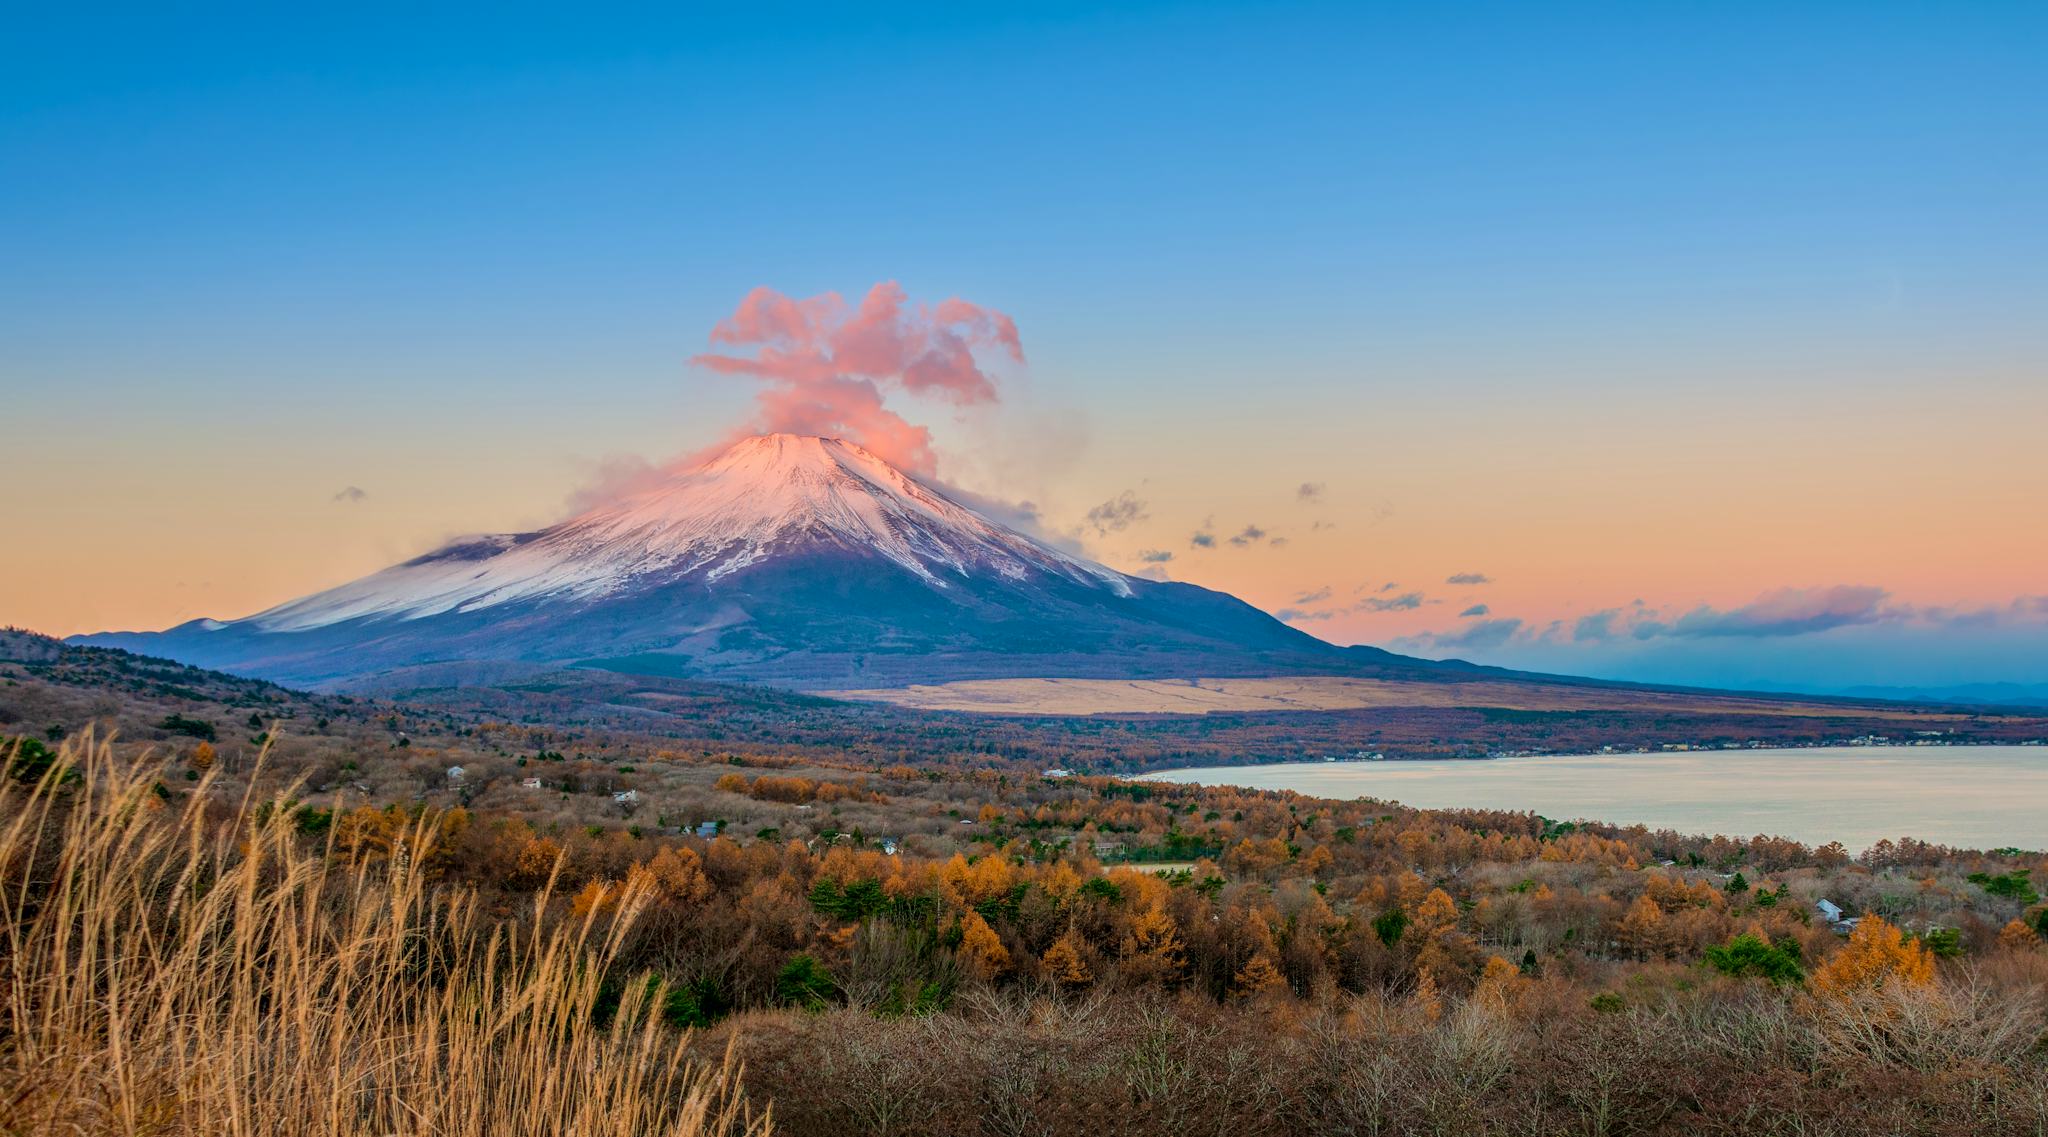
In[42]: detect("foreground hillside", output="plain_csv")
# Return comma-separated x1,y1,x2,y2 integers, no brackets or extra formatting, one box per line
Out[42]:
7,637,2048,1133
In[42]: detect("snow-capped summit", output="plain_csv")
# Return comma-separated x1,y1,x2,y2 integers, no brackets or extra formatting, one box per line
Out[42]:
78,434,1410,689
250,434,1129,633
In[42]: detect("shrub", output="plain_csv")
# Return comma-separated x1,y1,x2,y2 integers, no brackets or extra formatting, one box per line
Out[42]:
6,737,63,784
1704,933,1805,984
158,713,216,741
778,954,837,1010
1919,926,1965,958
1968,870,2039,905
1079,876,1123,904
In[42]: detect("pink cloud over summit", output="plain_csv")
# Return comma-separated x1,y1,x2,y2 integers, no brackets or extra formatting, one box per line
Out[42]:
691,282,1024,476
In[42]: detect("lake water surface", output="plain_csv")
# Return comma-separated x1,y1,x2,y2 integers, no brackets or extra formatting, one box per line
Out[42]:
1144,746,2048,852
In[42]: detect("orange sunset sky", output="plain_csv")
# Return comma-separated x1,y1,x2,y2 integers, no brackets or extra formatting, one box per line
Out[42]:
5,4,2045,693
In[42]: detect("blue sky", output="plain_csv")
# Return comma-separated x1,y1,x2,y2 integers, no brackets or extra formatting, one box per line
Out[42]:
5,2,2045,693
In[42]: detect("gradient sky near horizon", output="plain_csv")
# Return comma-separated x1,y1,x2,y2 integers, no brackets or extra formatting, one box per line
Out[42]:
5,2,2045,694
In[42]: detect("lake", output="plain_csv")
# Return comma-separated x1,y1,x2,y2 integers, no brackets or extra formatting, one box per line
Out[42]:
1143,746,2048,852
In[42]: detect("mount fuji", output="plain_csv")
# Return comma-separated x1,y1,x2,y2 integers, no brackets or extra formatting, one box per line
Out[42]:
78,434,1444,690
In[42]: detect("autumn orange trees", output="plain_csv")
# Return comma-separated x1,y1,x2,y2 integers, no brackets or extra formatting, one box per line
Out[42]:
1997,919,2041,952
1121,901,1185,984
1042,928,1093,987
1811,916,1935,994
956,910,1011,979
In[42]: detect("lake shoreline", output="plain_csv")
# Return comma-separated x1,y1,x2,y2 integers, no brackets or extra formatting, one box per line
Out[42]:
1140,745,2048,852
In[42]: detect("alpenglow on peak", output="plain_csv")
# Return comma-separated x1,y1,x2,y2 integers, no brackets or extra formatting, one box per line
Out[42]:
76,431,1377,689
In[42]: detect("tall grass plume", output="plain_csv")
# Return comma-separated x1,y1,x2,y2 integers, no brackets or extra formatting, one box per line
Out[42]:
0,733,769,1136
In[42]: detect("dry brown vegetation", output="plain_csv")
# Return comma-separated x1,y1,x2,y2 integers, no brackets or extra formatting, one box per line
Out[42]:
724,974,2048,1137
8,636,2048,1134
0,735,767,1137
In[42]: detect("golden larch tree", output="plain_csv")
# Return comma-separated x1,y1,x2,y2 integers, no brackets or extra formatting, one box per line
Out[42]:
1473,954,1526,1010
1411,887,1460,942
639,846,714,906
1042,927,1094,988
957,910,1012,980
1410,966,1444,1022
1232,953,1288,998
1619,892,1673,960
1122,902,1186,984
570,879,619,920
1811,916,1935,994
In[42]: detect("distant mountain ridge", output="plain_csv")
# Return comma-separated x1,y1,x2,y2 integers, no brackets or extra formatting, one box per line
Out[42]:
77,435,1455,690
1835,682,2048,709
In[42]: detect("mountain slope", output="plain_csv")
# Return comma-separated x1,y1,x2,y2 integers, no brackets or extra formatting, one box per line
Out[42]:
77,434,1443,690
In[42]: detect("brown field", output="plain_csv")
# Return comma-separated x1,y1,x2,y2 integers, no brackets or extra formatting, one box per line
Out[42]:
826,675,1976,720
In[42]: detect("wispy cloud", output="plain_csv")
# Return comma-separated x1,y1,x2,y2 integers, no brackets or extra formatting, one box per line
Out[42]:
1392,585,2048,670
1297,482,1325,503
1649,585,1891,639
1573,609,1621,642
1430,617,1524,650
1227,524,1268,547
1908,595,2048,629
1190,531,1216,549
331,486,368,504
1276,585,1426,625
1136,549,1174,563
1082,490,1148,535
1446,572,1492,586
